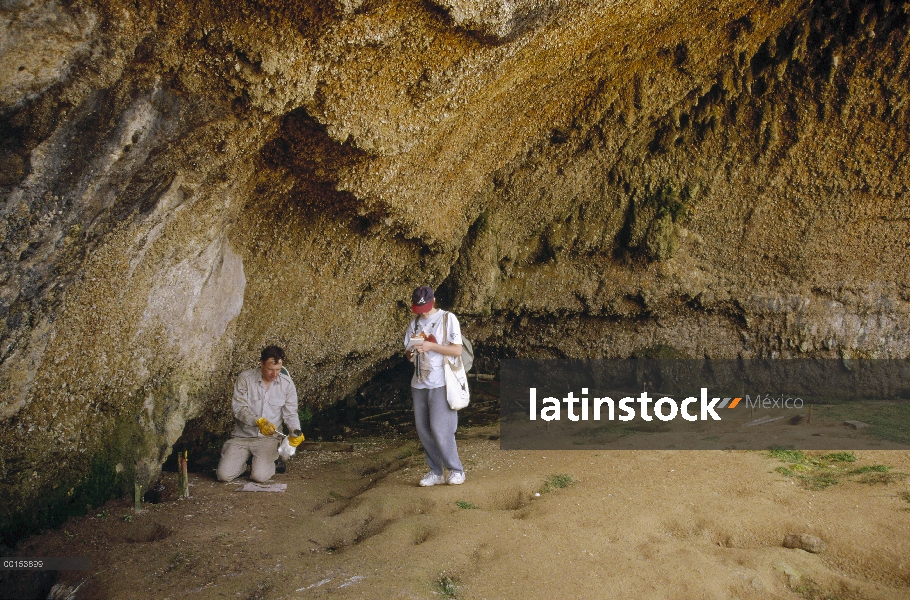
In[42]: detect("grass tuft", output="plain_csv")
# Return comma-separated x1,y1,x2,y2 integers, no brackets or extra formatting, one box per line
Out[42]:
767,448,806,463
803,475,840,491
455,500,477,510
849,465,890,474
820,452,856,463
436,572,458,598
541,474,575,493
769,450,903,490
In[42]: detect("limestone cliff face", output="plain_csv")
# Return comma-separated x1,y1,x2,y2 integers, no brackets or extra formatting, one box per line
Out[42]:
1,0,908,539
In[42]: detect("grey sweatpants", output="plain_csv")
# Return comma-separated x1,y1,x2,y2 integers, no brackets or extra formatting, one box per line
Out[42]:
412,386,464,475
216,436,279,483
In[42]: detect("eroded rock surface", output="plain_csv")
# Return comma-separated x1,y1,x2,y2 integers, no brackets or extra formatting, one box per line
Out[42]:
1,0,908,540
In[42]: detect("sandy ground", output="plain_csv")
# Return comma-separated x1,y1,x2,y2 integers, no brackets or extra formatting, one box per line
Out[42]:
6,424,910,600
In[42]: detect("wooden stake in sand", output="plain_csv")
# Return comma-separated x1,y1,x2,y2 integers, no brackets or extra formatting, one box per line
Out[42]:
134,482,142,513
183,451,189,498
176,456,184,499
178,451,190,499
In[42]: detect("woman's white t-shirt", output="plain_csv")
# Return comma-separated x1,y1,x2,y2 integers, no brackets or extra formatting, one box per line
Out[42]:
404,310,463,389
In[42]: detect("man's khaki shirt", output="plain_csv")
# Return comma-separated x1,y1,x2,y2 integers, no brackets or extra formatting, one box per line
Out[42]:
232,368,301,438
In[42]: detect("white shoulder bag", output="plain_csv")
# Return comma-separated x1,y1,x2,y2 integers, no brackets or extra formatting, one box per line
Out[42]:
441,311,470,410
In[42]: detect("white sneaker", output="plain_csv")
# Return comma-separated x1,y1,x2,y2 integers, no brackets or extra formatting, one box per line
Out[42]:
446,471,466,485
419,472,446,487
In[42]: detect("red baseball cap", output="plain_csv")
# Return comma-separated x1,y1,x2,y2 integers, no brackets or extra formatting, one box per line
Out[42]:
411,285,435,314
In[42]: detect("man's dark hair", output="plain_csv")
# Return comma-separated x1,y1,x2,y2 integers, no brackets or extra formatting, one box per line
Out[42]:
261,345,286,364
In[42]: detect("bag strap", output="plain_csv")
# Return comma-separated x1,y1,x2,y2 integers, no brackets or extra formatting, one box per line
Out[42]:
441,311,461,370
411,315,420,374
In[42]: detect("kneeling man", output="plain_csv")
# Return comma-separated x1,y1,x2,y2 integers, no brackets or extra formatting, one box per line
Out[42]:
216,346,304,482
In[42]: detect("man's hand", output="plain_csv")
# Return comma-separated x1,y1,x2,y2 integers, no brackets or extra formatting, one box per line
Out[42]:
288,430,305,447
256,417,277,436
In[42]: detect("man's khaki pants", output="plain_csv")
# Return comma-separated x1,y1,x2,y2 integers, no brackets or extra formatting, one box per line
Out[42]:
216,436,279,483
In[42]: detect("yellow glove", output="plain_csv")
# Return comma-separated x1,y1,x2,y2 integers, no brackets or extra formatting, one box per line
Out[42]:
256,417,276,436
288,430,305,447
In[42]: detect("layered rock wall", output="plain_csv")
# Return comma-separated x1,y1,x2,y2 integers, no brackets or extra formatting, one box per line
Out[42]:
1,0,908,541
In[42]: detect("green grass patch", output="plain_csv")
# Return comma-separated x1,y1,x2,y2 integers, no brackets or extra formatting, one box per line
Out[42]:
767,450,903,490
541,474,575,493
767,448,807,463
775,465,808,476
802,474,840,491
866,403,910,445
821,401,910,445
849,465,891,474
436,573,458,598
455,500,477,510
820,452,856,463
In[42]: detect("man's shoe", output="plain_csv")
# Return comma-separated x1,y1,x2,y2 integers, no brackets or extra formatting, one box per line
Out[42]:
419,472,446,487
446,471,465,485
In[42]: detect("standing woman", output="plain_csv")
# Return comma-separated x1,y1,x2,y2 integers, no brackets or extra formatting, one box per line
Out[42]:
404,285,466,486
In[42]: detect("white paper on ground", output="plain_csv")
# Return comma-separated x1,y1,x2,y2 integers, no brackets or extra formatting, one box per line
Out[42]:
237,482,287,492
